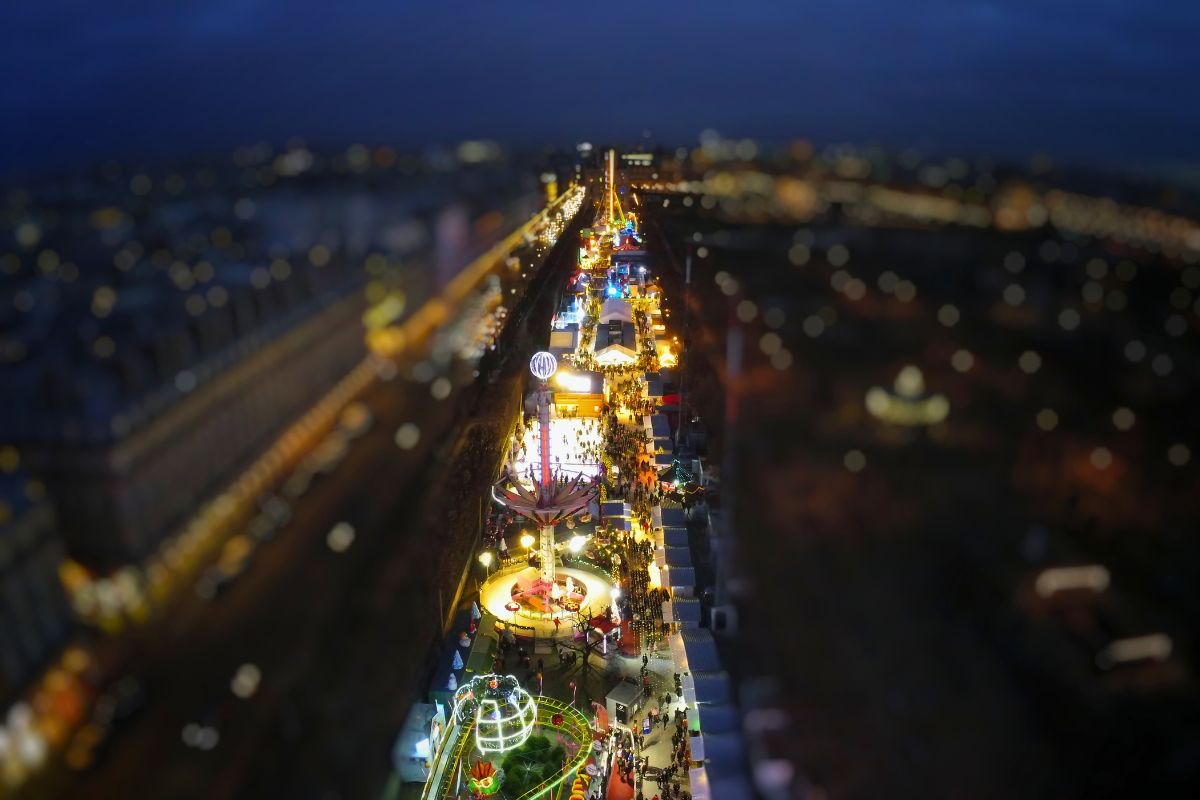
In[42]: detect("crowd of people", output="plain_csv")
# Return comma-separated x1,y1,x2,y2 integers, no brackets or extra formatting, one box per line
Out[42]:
474,253,697,799
654,708,694,800
614,534,668,650
607,699,695,800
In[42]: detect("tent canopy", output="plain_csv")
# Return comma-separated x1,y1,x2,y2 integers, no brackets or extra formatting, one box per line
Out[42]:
650,414,672,438
694,702,740,734
703,731,749,772
600,501,628,518
690,670,733,704
667,565,696,588
664,546,692,567
661,507,687,527
598,298,633,322
663,526,689,546
673,597,702,624
681,628,722,671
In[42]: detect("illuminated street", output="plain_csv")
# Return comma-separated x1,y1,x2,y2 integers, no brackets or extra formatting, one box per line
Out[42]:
3,8,1199,798
405,152,748,800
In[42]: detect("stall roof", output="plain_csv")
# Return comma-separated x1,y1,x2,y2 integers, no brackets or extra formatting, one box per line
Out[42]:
669,632,687,671
673,597,702,624
661,507,687,527
681,627,722,672
607,680,643,705
594,343,638,367
689,766,712,800
710,774,755,800
694,702,740,734
663,526,689,546
598,298,633,322
691,670,733,704
600,501,628,518
649,414,672,438
700,734,744,772
687,754,755,800
664,546,693,567
666,565,696,588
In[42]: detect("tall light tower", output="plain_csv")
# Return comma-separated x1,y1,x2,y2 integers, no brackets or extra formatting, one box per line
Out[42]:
493,352,596,586
607,149,616,229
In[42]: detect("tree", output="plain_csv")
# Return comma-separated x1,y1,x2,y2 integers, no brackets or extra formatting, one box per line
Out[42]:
554,604,615,706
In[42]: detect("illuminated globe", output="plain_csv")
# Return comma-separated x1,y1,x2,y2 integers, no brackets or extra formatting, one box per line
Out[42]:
529,351,557,381
452,674,537,754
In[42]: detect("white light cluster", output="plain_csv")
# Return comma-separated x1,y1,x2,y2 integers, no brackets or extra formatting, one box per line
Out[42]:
451,674,538,754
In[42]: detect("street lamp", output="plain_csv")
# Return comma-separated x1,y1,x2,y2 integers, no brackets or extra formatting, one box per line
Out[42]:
478,551,493,578
568,535,586,554
519,533,536,550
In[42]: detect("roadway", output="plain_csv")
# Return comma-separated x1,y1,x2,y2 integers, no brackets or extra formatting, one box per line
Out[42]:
44,205,590,800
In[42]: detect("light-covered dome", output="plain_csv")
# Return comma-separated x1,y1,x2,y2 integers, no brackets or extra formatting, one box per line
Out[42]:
452,674,537,753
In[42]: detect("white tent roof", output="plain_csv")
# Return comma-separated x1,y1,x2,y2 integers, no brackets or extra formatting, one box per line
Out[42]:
689,766,712,800
668,632,688,671
598,299,633,322
595,343,638,366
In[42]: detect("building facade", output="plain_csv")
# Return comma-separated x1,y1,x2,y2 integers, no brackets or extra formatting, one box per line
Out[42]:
0,468,71,705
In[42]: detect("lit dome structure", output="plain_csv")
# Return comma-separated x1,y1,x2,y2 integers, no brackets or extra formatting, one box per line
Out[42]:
452,674,537,754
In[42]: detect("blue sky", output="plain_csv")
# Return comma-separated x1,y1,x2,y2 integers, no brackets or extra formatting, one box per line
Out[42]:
2,0,1197,178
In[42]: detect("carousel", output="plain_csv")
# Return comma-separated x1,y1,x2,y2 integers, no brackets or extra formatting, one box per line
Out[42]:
484,353,616,636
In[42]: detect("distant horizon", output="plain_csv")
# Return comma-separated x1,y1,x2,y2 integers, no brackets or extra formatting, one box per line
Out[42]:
4,133,1198,198
4,1,1199,189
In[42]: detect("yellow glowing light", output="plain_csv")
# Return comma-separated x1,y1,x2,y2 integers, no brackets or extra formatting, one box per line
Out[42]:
478,551,493,568
555,372,593,392
519,533,536,549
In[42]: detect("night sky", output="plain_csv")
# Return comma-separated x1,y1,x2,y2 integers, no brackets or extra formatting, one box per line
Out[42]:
3,0,1198,178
